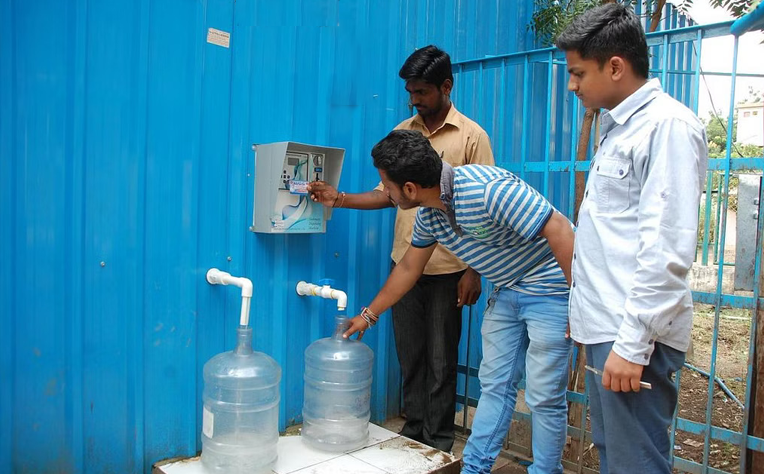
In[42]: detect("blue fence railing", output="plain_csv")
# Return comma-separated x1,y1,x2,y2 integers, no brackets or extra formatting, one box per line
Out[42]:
451,16,764,474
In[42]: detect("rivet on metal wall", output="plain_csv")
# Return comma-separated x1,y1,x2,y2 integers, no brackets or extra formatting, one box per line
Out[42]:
334,252,340,258
100,261,106,267
227,256,232,261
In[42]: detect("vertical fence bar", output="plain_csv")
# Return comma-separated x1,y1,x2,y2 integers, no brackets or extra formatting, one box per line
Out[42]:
676,17,685,103
575,380,590,474
693,30,713,266
669,5,678,97
520,55,529,180
702,34,739,474
739,176,764,473
462,305,473,434
543,51,553,196
715,176,723,264
703,174,714,265
661,33,669,89
692,30,702,114
669,368,683,467
568,93,580,220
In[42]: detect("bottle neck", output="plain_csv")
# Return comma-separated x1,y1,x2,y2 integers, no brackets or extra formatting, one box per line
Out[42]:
234,326,254,355
332,316,350,341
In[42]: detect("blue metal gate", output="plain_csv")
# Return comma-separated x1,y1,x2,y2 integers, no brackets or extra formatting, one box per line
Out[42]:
452,8,764,474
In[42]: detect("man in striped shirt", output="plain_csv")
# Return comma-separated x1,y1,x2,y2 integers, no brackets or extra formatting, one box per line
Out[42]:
344,129,575,474
308,46,493,452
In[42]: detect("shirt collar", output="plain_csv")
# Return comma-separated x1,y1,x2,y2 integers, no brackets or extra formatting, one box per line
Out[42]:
601,78,663,136
438,161,461,236
412,104,461,134
439,161,455,210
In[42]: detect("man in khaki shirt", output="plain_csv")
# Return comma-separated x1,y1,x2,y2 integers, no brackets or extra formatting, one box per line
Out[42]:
308,45,494,451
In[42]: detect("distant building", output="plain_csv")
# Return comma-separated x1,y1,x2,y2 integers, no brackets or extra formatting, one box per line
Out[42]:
736,102,764,147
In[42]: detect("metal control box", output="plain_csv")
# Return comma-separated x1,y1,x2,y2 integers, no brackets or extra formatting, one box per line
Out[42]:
251,142,345,234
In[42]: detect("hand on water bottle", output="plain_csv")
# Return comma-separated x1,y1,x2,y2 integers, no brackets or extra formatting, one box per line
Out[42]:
343,315,370,340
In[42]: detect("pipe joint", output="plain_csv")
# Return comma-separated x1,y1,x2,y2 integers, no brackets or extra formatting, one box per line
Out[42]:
296,280,348,311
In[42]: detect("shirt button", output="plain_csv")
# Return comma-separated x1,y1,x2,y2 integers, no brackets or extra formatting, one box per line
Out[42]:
618,169,624,176
572,281,576,288
573,253,577,260
648,339,654,344
643,354,649,360
597,166,600,171
585,191,589,198
668,321,673,326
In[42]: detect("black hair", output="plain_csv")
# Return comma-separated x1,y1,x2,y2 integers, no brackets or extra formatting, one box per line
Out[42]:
371,130,442,188
398,45,454,87
555,3,649,79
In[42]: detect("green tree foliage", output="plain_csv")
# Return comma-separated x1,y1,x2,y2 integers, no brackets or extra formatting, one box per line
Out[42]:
529,0,604,47
529,0,693,46
705,113,763,158
709,0,761,18
529,0,757,47
705,111,737,156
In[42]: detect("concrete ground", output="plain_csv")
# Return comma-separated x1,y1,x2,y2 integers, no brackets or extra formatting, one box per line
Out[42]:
380,417,531,474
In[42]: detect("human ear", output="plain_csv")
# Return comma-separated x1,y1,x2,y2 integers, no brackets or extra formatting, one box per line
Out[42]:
403,182,418,199
441,79,453,97
610,56,626,81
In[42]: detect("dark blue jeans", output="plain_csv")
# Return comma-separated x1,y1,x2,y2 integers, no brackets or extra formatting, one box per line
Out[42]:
392,266,464,452
585,341,685,474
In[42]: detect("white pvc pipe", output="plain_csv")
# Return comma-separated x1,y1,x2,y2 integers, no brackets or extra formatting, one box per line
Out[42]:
296,281,348,311
206,268,253,326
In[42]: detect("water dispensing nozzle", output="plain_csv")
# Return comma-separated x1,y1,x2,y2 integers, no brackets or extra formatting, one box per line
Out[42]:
296,279,348,311
206,268,253,326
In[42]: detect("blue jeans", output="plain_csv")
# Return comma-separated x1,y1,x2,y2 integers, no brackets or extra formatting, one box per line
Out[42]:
586,341,685,474
462,288,572,474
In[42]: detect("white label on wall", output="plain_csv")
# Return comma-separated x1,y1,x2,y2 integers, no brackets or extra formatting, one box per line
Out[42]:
202,406,214,438
207,28,230,48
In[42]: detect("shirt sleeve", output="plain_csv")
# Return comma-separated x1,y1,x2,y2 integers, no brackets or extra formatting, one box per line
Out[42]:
484,177,554,240
411,208,437,248
612,119,708,365
466,130,495,166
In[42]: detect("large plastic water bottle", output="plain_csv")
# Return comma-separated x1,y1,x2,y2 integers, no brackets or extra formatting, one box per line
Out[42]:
201,326,281,474
302,315,374,452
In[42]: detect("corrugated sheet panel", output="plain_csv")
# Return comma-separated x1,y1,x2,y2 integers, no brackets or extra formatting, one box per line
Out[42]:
0,0,540,472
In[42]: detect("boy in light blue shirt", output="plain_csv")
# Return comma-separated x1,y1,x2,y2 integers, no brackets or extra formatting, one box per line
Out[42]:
557,4,708,473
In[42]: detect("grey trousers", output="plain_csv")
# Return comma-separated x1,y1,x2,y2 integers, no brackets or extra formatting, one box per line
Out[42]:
586,341,685,474
392,266,464,452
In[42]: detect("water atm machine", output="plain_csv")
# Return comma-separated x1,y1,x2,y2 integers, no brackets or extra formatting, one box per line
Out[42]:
251,142,344,234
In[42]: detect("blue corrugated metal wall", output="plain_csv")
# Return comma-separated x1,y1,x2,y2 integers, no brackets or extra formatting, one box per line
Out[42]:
0,0,539,472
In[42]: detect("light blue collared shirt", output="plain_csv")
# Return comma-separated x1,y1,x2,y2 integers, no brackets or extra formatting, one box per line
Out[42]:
569,78,708,365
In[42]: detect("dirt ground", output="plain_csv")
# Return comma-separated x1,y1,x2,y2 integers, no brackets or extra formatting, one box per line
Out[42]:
405,302,755,473
671,303,751,472
569,303,753,473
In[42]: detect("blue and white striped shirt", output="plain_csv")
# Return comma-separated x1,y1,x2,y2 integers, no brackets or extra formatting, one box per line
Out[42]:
411,164,569,295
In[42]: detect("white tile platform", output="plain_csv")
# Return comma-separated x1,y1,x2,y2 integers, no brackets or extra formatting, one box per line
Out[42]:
153,423,459,474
